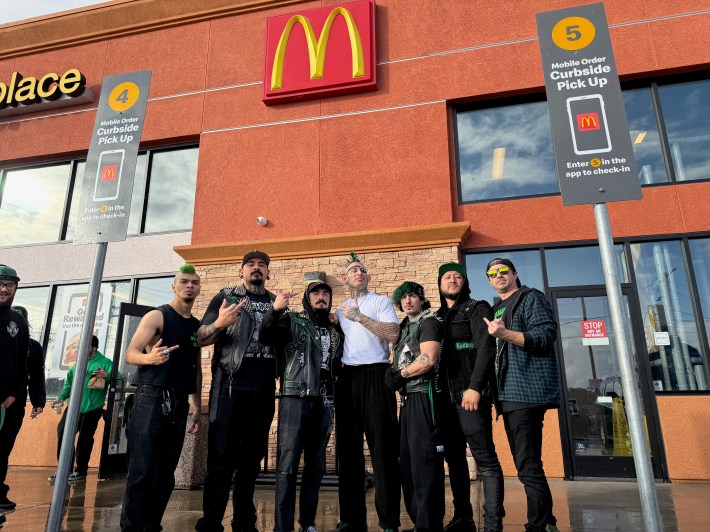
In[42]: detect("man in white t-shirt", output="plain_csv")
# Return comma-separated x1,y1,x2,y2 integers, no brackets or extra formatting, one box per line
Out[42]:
333,254,401,532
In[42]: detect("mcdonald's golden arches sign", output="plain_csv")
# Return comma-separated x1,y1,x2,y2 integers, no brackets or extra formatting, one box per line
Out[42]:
263,0,376,105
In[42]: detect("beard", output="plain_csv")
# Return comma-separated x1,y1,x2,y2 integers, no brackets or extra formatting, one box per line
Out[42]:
249,274,264,286
440,286,461,300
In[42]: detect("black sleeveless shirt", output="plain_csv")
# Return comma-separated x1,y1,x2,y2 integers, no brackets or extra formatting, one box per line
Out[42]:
133,304,200,395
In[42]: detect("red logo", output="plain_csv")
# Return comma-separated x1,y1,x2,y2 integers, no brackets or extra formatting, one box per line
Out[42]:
577,112,600,131
101,165,118,181
263,0,376,105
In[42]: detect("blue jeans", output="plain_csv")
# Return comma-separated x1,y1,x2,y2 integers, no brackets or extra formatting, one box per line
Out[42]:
120,385,188,532
274,396,331,532
503,406,555,532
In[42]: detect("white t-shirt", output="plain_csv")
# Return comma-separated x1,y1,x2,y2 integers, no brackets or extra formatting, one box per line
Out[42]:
336,292,399,365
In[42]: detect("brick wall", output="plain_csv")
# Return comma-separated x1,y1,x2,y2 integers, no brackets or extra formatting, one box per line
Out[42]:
193,246,460,473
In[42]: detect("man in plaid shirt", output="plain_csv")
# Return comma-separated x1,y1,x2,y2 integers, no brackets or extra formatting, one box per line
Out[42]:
482,258,560,532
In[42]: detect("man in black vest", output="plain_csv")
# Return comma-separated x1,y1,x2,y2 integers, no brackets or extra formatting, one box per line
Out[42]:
120,264,203,532
436,263,504,532
386,281,445,532
196,250,276,532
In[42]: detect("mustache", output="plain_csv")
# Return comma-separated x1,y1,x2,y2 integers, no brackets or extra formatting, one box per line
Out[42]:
314,299,328,305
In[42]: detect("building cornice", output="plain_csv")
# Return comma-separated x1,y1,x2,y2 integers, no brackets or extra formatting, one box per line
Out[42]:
174,222,471,265
0,0,311,60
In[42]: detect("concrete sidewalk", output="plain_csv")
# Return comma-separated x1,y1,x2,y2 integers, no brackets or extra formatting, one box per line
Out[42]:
1,468,707,531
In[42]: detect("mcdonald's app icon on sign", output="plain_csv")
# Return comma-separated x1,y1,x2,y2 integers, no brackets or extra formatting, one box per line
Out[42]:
101,164,118,180
263,0,376,105
577,112,600,131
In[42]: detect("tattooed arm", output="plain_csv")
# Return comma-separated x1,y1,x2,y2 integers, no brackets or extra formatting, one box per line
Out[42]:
400,340,441,378
342,306,400,342
197,293,246,347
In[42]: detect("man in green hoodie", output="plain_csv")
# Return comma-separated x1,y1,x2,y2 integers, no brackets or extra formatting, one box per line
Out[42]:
50,335,112,483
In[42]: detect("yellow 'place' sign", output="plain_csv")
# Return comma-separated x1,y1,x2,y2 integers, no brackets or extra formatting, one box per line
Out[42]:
0,68,87,111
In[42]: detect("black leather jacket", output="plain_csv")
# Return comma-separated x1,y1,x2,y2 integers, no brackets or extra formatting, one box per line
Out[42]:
260,308,343,398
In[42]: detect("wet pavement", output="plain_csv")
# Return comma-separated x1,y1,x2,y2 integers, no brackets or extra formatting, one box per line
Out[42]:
1,468,708,531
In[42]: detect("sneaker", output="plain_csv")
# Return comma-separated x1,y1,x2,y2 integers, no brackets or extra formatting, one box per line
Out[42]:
298,527,317,532
48,474,56,483
67,472,86,482
545,526,561,532
443,517,476,532
0,513,6,526
336,524,361,532
0,497,14,511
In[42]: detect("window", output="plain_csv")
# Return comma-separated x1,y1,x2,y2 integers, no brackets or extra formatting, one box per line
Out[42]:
136,276,174,308
630,241,707,392
44,281,130,398
658,79,710,182
688,238,710,379
545,245,627,287
465,250,544,305
0,164,72,246
12,286,51,342
456,102,558,202
0,144,198,247
455,78,709,203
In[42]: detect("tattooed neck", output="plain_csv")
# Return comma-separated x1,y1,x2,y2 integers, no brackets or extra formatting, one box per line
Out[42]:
244,282,266,295
349,288,369,299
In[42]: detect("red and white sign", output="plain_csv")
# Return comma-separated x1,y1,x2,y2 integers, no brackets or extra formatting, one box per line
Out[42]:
582,319,609,346
263,0,376,105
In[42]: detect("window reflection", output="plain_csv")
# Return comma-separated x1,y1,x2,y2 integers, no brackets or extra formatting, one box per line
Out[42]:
45,281,130,399
623,88,668,184
0,164,71,246
688,239,710,367
136,277,174,308
143,147,199,233
465,250,544,305
457,102,558,202
12,286,50,343
630,241,707,391
658,79,710,182
545,245,627,287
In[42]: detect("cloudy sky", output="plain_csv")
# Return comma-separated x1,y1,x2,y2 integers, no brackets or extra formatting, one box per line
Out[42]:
1,0,110,24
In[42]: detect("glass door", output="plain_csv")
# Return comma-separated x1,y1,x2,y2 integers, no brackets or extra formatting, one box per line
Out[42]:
99,303,151,478
551,288,665,479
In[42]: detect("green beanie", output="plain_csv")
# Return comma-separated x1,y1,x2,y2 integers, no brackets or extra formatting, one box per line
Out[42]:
438,262,466,279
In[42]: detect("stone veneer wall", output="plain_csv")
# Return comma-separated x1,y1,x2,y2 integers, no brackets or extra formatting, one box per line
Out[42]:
192,246,461,475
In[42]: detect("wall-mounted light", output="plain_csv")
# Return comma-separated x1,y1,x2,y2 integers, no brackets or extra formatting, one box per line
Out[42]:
257,216,268,226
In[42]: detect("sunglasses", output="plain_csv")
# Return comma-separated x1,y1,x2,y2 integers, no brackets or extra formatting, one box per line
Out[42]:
486,266,511,278
0,281,17,290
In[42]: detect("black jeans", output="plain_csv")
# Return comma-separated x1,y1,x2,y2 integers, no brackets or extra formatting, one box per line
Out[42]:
196,386,275,532
120,385,189,532
275,396,331,532
503,406,555,532
57,406,104,476
334,363,401,530
449,398,505,531
438,396,473,522
400,393,445,532
0,402,25,498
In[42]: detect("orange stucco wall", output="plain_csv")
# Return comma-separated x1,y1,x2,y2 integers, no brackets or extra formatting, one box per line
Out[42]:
3,0,710,477
656,395,710,482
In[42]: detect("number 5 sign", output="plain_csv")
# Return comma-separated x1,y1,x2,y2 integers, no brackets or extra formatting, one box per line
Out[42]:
74,71,152,244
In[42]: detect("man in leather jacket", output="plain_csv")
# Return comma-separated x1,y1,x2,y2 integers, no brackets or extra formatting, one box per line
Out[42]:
196,251,277,532
436,263,504,532
260,273,343,532
385,282,445,532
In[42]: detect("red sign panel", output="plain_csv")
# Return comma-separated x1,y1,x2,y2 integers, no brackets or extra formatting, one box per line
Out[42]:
577,112,600,131
581,319,609,345
262,0,376,105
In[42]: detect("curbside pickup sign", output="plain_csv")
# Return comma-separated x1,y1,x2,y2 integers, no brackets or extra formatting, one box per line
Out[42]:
73,71,151,245
536,3,641,206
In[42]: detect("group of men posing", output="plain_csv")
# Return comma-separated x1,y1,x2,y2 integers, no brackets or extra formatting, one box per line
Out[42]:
0,248,561,532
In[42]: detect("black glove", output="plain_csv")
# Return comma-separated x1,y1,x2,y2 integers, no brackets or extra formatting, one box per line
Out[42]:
384,367,406,392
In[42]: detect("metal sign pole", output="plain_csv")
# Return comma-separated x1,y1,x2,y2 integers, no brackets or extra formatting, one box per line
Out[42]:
46,242,108,532
594,203,662,532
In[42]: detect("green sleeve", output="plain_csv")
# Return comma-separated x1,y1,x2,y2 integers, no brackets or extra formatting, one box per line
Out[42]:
58,365,75,401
